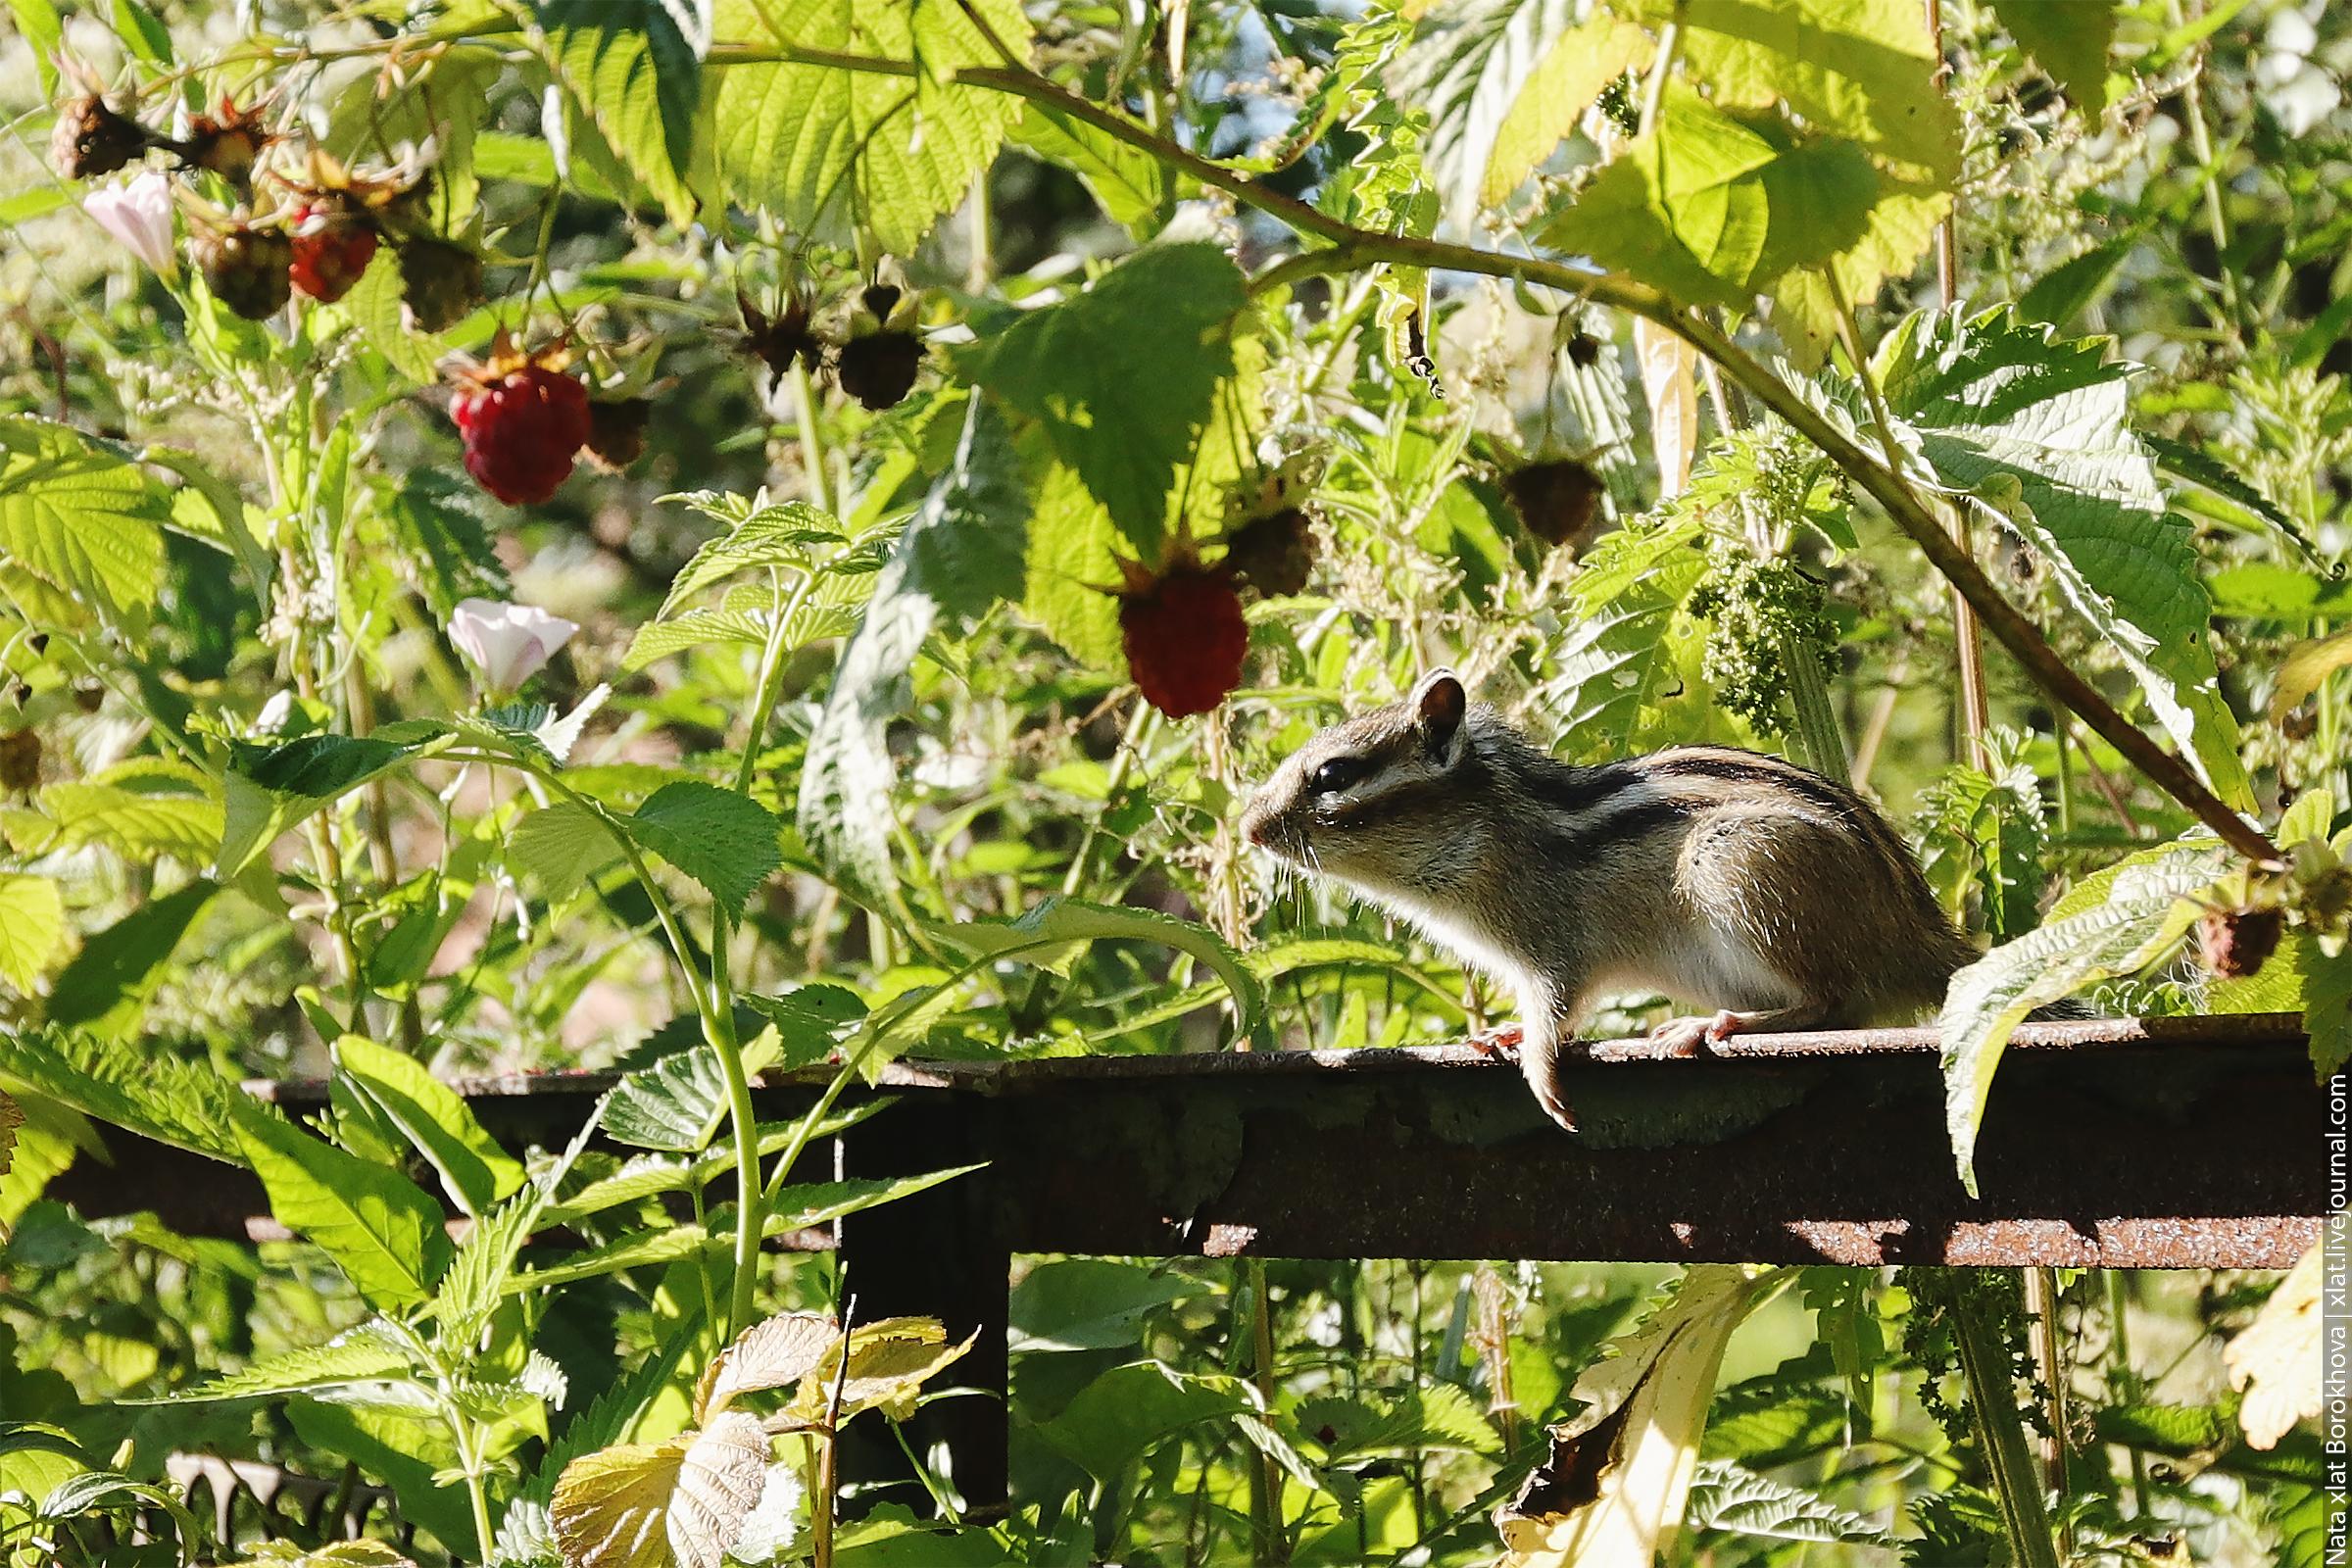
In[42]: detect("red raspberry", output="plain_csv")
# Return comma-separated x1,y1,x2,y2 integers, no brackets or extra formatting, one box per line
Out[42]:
288,205,378,304
450,360,591,507
1119,565,1249,718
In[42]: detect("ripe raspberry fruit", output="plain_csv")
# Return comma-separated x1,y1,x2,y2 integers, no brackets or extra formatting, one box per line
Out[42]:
51,94,150,179
583,399,652,473
288,205,378,304
398,237,485,333
1502,459,1604,551
2197,906,2285,980
1118,564,1250,719
192,223,293,319
449,337,592,506
1223,507,1317,599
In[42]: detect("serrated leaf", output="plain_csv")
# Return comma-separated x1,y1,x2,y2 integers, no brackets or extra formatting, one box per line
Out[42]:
333,1035,526,1217
345,245,448,384
508,802,625,894
551,1410,769,1568
121,1321,414,1403
0,416,167,618
0,1024,252,1162
2301,938,2352,1080
0,872,64,993
1938,838,2229,1192
42,779,223,863
623,782,783,909
231,1101,455,1311
1684,1458,1894,1546
1032,1362,1251,1485
47,878,220,1037
713,0,1029,254
785,1318,976,1428
1006,104,1169,237
530,0,704,224
1020,461,1125,672
387,469,508,614
956,243,1246,556
1987,0,2116,119
1880,306,2254,810
696,1311,840,1423
1679,0,1958,181
923,896,1263,1035
2146,434,2321,564
1008,1259,1211,1352
605,1043,728,1152
1298,1381,1500,1459
220,728,451,875
541,1102,889,1223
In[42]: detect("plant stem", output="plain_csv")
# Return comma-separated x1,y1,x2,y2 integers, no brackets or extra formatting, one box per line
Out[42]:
1249,1254,1287,1564
1950,1287,2061,1568
792,360,835,516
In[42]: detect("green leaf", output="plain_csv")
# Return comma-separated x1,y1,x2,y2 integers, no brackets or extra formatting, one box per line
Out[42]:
231,1101,455,1310
0,416,167,620
0,1025,252,1162
1533,516,1710,760
623,781,783,909
1679,0,1958,181
1006,104,1169,237
109,0,172,65
1701,1381,1851,1466
956,243,1247,556
1032,1361,1251,1484
1297,1382,1498,1458
925,896,1264,1035
507,802,625,894
802,398,1027,895
0,873,65,994
1020,460,1125,672
713,0,1030,254
528,0,704,222
621,594,858,672
122,1321,413,1403
46,879,220,1037
604,1043,728,1152
657,497,843,613
220,728,452,876
323,44,501,233
517,1307,705,1505
344,244,448,384
1938,838,2228,1194
2146,435,2323,565
8,0,62,96
2015,236,2134,329
2300,938,2352,1080
387,469,509,616
1879,307,2253,811
1684,1458,1894,1546
41,778,221,863
1987,0,2117,119
1009,1260,1211,1352
333,1035,526,1217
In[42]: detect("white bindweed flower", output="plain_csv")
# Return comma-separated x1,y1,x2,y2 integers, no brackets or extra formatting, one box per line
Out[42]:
448,597,579,694
84,172,178,276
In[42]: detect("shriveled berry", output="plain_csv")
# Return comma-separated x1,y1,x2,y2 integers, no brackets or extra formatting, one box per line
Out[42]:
1502,459,1604,551
0,729,40,795
583,399,652,473
192,224,293,319
1565,331,1602,368
180,99,270,186
1224,507,1317,599
837,329,923,412
452,365,592,506
51,95,150,180
398,238,485,333
2197,906,2285,980
288,205,379,303
1120,565,1249,719
735,290,823,379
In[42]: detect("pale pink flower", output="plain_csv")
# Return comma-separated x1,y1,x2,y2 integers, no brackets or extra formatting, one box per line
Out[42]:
448,598,579,694
84,172,177,276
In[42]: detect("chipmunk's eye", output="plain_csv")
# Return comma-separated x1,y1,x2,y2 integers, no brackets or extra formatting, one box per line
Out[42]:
1309,757,1368,794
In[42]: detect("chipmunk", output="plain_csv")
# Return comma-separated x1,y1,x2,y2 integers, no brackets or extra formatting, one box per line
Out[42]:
1240,668,2015,1131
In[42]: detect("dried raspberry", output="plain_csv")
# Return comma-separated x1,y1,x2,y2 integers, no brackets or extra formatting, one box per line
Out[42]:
51,95,150,180
1565,331,1602,368
2197,906,2285,980
288,204,378,304
0,729,39,795
398,238,485,333
583,399,652,472
837,329,923,412
1119,565,1249,719
735,290,822,379
1502,459,1604,550
179,98,270,186
1223,507,1317,599
450,345,592,507
192,223,293,319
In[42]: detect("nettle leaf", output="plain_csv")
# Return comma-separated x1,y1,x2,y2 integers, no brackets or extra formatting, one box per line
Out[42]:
551,1410,770,1568
1532,517,1709,761
1685,1458,1894,1547
122,1320,413,1403
1938,837,2229,1194
1879,307,2253,810
1034,1362,1250,1485
0,872,65,993
529,0,705,223
0,416,168,620
1008,1259,1211,1352
623,782,783,909
1395,0,1650,230
2302,937,2352,1080
231,1101,455,1310
802,398,1027,896
713,0,1030,255
1543,87,1880,309
605,1043,728,1152
1986,0,2117,119
659,497,843,612
1006,104,1170,237
220,727,453,875
622,594,858,672
333,1035,526,1216
924,896,1265,1036
956,243,1247,556
47,878,220,1037
0,1025,251,1162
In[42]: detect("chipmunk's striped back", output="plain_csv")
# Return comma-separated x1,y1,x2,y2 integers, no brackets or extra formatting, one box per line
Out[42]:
1241,669,1981,1130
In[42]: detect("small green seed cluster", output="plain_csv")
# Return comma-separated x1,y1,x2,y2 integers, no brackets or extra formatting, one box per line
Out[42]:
1685,548,1840,735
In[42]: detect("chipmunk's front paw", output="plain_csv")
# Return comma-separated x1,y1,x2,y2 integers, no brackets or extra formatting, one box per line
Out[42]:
1645,1010,1741,1058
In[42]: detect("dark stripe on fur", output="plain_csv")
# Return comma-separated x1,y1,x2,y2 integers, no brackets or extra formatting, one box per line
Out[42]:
1551,796,1697,862
1520,759,1644,818
1645,751,1860,821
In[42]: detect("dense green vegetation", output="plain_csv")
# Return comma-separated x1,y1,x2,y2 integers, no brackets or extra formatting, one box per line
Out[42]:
0,0,2340,1561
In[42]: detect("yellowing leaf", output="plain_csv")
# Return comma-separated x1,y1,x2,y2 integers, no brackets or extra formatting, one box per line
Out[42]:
696,1311,841,1424
1481,18,1651,210
2269,625,2352,722
788,1316,975,1427
2224,1240,2320,1449
1633,318,1698,498
553,1434,693,1568
667,1412,773,1568
0,872,65,992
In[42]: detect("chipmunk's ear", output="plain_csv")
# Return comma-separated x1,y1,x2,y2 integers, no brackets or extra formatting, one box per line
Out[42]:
1411,669,1467,763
